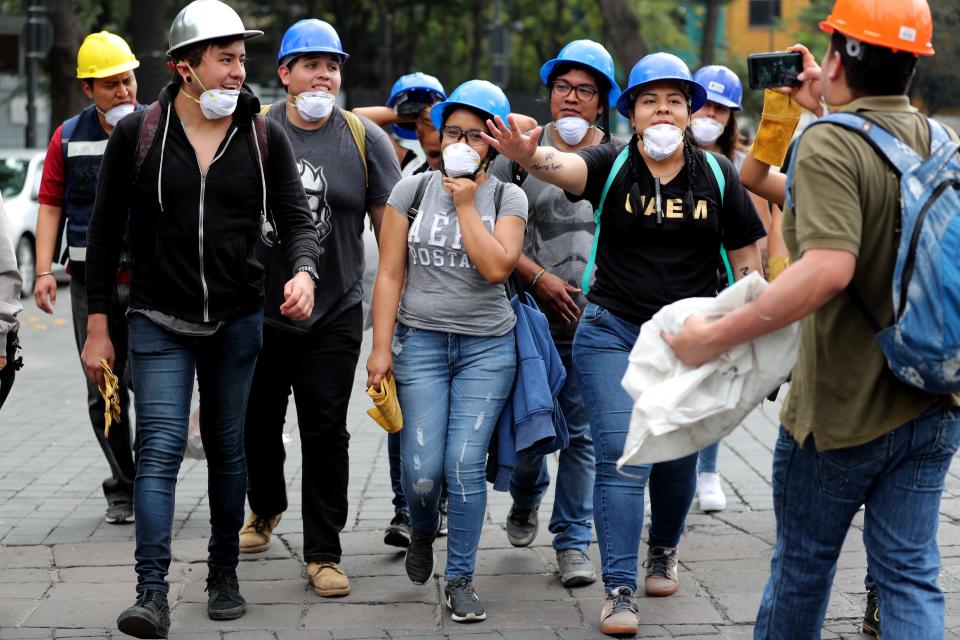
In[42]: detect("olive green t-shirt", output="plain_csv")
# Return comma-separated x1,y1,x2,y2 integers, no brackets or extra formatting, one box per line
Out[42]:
780,95,955,451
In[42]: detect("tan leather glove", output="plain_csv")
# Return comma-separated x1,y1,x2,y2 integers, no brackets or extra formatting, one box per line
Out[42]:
751,90,803,167
99,358,121,437
366,374,403,433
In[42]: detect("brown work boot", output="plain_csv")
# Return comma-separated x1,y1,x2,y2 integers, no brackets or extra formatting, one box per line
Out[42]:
599,586,639,636
238,512,281,553
643,545,679,597
307,561,351,597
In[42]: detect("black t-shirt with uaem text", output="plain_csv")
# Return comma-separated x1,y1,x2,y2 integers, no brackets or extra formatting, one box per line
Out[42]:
568,142,766,326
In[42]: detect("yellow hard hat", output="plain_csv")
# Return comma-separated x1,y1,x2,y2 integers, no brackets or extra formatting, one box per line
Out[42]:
76,31,140,79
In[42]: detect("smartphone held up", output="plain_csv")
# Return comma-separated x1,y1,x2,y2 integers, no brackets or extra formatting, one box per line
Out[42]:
747,52,803,90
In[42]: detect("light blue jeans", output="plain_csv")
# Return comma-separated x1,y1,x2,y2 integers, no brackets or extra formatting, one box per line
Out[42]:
755,408,960,639
509,344,595,552
572,303,698,593
698,442,720,474
392,324,515,580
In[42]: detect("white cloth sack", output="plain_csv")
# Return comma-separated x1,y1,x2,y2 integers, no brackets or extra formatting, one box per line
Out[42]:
618,273,799,468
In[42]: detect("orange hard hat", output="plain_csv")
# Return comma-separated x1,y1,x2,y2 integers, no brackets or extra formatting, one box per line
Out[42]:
820,0,934,56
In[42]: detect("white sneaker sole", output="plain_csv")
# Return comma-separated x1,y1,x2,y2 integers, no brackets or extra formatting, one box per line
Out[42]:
445,595,487,622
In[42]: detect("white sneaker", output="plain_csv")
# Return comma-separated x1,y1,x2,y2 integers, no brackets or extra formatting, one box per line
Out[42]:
697,472,727,512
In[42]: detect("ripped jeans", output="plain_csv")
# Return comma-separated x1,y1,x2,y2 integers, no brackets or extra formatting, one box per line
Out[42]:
392,323,515,580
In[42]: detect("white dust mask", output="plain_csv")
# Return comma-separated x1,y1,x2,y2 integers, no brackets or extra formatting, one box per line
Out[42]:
101,103,135,127
554,116,591,145
690,117,725,146
184,65,239,120
442,142,482,178
642,124,684,161
293,91,336,122
198,88,240,120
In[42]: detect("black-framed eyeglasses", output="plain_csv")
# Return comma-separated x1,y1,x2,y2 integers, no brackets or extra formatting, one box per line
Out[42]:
550,80,599,101
441,125,486,147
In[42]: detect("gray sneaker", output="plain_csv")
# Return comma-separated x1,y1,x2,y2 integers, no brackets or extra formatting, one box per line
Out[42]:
105,500,134,525
557,548,596,587
506,503,538,547
643,545,679,597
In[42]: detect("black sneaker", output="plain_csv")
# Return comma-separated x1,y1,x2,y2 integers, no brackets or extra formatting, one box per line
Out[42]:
444,576,487,622
863,588,881,637
105,500,134,524
384,512,412,548
404,531,436,585
205,567,246,621
438,500,449,537
506,502,538,547
117,590,169,639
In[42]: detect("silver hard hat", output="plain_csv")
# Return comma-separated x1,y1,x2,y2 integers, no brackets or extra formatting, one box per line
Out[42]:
167,0,263,56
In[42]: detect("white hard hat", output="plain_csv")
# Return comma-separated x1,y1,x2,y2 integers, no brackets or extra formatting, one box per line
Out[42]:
167,0,263,56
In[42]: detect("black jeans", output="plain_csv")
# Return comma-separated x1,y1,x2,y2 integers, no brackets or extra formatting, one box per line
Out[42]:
244,304,361,563
71,275,136,505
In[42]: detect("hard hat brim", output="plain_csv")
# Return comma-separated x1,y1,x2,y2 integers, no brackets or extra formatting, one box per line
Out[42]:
77,59,140,80
387,85,446,108
392,124,419,140
167,29,263,57
819,18,935,56
704,92,742,111
277,46,349,67
539,58,623,108
616,79,708,118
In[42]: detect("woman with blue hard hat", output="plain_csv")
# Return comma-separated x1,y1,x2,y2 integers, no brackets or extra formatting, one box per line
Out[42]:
366,79,529,624
689,64,771,515
485,52,766,636
239,16,401,601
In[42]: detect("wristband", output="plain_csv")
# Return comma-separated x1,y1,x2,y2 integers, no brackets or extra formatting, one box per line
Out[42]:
36,271,55,280
530,267,547,289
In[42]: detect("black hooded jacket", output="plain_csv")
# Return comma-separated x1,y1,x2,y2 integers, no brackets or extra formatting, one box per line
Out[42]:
85,83,320,323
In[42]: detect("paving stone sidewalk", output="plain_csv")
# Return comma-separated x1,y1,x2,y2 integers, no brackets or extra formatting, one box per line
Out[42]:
3,288,960,639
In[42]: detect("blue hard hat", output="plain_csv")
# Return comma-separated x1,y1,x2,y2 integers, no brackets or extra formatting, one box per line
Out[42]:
693,65,743,111
539,39,622,107
430,80,511,132
388,72,447,140
616,52,707,117
277,19,348,66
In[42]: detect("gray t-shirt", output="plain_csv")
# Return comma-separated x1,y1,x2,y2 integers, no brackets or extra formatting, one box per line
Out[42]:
259,104,401,334
388,172,528,336
490,127,626,343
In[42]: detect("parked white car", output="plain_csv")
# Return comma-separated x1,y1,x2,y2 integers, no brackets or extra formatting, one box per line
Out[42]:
0,149,56,297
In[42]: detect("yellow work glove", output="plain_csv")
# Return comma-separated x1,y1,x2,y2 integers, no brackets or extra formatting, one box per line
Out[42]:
99,358,121,438
751,89,803,167
767,256,791,281
366,374,403,433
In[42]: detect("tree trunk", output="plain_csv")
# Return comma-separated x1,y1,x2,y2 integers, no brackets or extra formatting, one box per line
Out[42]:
46,0,85,128
376,0,394,95
469,0,485,79
701,0,721,66
596,0,648,73
127,0,167,105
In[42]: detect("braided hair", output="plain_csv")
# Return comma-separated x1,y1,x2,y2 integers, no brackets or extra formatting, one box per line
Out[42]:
627,124,701,216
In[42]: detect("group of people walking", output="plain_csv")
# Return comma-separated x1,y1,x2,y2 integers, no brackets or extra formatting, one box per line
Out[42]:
3,0,955,638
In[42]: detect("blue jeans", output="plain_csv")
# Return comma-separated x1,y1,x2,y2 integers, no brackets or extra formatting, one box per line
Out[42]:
573,303,697,593
510,343,594,551
129,312,262,594
392,324,515,580
698,442,720,474
755,408,960,639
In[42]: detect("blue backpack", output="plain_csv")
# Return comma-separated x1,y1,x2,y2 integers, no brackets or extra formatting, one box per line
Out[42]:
786,112,960,394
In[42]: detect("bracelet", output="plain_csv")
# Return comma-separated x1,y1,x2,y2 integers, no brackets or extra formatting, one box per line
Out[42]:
530,267,547,289
36,271,55,279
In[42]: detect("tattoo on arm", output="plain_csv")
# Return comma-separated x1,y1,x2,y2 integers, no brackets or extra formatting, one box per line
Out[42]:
531,161,564,172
